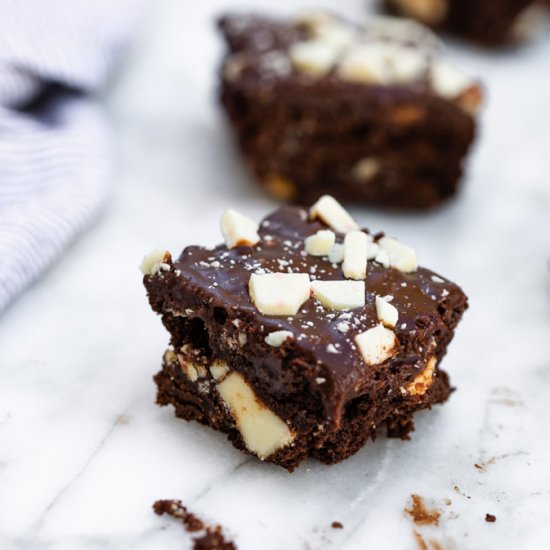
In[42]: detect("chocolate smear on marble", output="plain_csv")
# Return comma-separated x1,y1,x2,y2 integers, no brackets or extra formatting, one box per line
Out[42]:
406,495,440,526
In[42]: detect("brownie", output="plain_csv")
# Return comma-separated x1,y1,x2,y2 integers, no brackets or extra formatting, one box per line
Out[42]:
217,11,482,210
142,196,468,471
384,0,537,45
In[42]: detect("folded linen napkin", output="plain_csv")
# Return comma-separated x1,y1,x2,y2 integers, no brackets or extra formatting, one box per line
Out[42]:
0,0,143,313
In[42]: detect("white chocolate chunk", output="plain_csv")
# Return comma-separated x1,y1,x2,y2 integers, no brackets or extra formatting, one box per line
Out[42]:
343,231,369,280
265,330,294,347
249,273,310,315
353,157,381,182
430,60,472,99
375,295,399,328
355,324,399,366
338,44,392,84
391,48,428,82
223,53,247,82
374,249,390,268
311,280,365,310
305,230,336,256
366,240,380,260
293,9,335,31
378,236,418,273
210,360,230,381
310,195,359,234
328,243,345,264
313,22,356,53
220,209,260,249
289,40,339,77
217,372,295,459
364,15,439,47
140,249,171,276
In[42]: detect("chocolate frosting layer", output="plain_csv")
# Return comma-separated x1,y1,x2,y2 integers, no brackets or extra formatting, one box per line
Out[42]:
167,206,467,422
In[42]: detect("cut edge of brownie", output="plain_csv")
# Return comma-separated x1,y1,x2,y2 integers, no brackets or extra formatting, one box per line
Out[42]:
154,345,454,472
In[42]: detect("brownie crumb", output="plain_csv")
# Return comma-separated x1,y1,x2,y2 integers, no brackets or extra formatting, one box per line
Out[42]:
331,521,343,529
405,495,440,526
194,526,237,550
153,499,204,532
485,513,497,523
153,499,236,549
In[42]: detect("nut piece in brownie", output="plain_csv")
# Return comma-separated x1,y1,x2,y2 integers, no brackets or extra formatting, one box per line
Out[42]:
142,196,468,471
217,11,482,210
384,0,541,45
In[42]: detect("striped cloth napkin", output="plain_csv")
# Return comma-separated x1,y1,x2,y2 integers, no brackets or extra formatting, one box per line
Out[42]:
0,0,144,313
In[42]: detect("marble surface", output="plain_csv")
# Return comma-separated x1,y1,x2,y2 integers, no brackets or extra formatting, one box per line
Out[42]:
1,0,550,548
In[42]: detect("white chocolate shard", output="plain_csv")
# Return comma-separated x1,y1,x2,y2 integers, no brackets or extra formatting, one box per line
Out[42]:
375,295,399,328
293,9,335,31
378,236,418,273
391,47,428,82
217,372,295,459
220,209,260,249
305,230,336,256
374,249,391,268
210,360,230,381
249,273,310,315
338,44,392,84
343,231,369,280
313,21,356,53
265,330,294,347
366,240,380,260
364,15,439,47
355,324,399,366
310,195,359,234
353,157,381,182
328,243,345,264
406,356,436,395
140,249,171,276
289,40,339,77
430,60,473,99
311,280,365,311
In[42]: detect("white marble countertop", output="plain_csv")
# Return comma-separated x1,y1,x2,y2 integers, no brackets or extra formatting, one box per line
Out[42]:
1,0,550,548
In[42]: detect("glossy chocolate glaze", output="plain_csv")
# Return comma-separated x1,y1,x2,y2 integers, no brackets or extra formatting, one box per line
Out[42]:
162,206,467,423
218,13,449,100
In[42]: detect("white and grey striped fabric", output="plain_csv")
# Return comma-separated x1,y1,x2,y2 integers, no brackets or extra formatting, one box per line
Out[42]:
0,0,144,313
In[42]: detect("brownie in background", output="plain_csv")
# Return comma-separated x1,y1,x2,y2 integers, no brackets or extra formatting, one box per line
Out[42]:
218,11,482,210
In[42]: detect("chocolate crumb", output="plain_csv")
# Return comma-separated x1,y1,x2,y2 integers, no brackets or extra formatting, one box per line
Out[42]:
485,513,497,523
153,499,204,532
194,526,236,550
331,521,343,529
405,495,440,526
153,499,236,549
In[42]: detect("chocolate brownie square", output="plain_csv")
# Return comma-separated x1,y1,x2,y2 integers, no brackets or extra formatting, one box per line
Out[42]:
142,196,468,471
217,11,482,210
384,0,538,45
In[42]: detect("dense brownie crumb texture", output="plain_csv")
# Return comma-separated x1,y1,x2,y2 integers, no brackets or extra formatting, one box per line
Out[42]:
142,196,468,471
384,0,542,45
153,500,237,550
218,10,482,209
